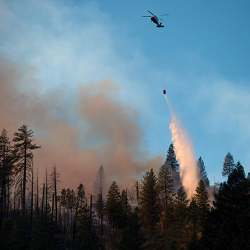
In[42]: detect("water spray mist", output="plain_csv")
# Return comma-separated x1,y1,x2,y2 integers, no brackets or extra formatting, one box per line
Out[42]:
163,89,199,198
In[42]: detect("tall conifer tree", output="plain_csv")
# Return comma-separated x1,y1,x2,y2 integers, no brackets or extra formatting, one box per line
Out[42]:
197,157,210,186
13,125,40,214
0,129,13,215
106,181,122,228
140,169,161,250
222,152,235,177
158,164,174,210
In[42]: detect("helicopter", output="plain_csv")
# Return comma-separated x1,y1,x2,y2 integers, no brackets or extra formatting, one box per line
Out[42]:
142,10,167,28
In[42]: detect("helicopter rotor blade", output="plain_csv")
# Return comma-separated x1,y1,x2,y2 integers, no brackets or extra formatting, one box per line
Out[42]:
160,13,168,16
147,10,155,16
142,15,151,17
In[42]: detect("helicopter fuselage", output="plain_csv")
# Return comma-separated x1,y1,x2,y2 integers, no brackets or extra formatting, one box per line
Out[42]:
151,16,164,27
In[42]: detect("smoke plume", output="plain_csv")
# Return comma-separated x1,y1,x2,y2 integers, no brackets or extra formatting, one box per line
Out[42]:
169,115,200,198
0,58,161,192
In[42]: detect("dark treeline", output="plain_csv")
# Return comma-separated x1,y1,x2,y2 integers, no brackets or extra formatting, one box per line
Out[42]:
0,125,250,250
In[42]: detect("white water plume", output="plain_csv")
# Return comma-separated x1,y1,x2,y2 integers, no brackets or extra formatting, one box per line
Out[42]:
163,93,200,198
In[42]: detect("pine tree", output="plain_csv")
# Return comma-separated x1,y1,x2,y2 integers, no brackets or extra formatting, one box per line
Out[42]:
193,179,210,241
165,143,179,172
176,185,188,207
13,125,40,214
157,164,174,210
194,180,209,219
121,189,129,213
73,184,87,241
222,152,235,177
200,162,250,250
96,192,105,236
121,189,131,226
188,197,199,246
197,157,210,186
75,193,99,250
189,198,198,227
163,185,190,250
120,207,143,250
139,169,161,250
162,143,180,191
105,181,123,250
0,129,13,216
227,161,245,186
106,181,122,228
140,169,159,232
75,184,86,211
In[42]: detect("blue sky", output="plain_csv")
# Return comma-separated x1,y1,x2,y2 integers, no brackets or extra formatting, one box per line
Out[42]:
1,0,250,183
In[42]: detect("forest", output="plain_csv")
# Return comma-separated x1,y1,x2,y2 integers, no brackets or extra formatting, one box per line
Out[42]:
0,124,250,250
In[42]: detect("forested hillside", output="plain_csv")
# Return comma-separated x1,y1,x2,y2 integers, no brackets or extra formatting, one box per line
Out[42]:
0,125,249,250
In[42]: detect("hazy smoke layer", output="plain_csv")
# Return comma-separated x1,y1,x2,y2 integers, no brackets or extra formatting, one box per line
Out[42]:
0,58,161,191
169,115,199,198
